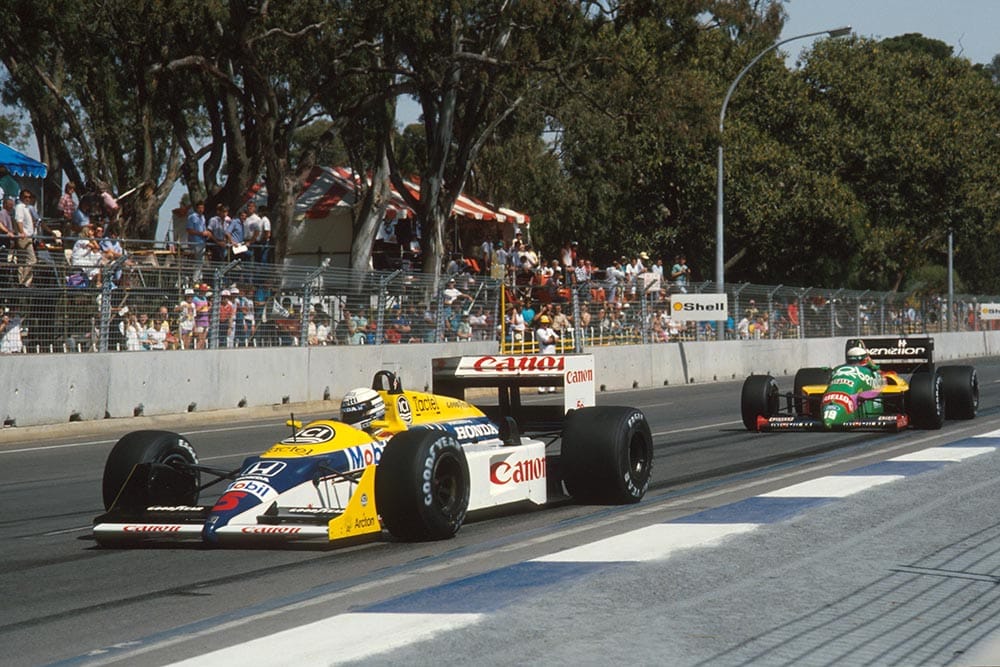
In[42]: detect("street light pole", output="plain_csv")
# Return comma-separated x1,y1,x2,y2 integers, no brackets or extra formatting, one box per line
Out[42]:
715,26,851,341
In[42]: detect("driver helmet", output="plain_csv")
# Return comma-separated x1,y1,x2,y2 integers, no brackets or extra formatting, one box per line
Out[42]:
846,346,870,365
340,387,386,431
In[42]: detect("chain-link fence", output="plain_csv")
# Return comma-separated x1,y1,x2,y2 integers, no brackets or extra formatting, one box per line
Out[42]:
0,235,503,353
1,234,997,354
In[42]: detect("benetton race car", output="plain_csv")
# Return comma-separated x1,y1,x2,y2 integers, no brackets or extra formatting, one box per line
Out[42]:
94,354,653,546
741,337,979,432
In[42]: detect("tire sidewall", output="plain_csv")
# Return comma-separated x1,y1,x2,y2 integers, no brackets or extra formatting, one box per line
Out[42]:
102,430,199,510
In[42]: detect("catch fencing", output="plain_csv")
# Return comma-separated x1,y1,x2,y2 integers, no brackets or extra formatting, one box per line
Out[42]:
0,235,996,355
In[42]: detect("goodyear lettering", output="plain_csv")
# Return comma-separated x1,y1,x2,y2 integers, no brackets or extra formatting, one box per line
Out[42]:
472,355,566,373
565,368,593,385
147,506,204,512
490,457,547,485
123,525,182,533
346,442,385,469
454,423,500,441
240,526,303,535
627,410,643,428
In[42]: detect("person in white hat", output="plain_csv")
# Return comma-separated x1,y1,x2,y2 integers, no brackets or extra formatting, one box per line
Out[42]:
175,288,197,349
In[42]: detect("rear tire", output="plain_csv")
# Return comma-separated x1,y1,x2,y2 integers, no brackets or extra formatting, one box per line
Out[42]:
741,375,779,430
939,365,979,420
375,429,470,541
102,430,200,511
907,370,945,429
793,367,831,416
561,406,653,504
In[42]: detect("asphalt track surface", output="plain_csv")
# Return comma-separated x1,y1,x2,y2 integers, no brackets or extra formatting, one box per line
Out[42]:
4,358,1000,666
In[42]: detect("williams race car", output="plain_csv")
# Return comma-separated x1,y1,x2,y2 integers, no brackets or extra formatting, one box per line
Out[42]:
741,337,979,432
94,354,653,546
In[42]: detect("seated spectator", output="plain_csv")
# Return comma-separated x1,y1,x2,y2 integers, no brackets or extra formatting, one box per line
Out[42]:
551,302,572,334
0,307,24,354
468,304,488,339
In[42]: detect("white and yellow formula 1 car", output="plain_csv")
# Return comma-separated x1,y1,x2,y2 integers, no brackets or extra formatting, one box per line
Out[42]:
94,354,653,546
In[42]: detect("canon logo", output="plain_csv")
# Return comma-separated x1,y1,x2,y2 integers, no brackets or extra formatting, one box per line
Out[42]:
240,526,303,535
490,457,546,485
473,356,565,373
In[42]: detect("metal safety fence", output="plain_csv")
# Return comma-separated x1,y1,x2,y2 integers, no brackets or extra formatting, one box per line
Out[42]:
0,234,997,355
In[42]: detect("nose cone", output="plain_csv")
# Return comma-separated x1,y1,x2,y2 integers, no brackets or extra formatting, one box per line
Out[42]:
821,401,851,429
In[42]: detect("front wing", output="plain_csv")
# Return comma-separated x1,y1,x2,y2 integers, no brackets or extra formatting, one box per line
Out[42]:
93,464,382,544
755,414,910,432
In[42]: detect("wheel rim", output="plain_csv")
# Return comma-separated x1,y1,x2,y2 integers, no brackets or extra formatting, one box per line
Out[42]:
431,453,463,517
628,433,649,481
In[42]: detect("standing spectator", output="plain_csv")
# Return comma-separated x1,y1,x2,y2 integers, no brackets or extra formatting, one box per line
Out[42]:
0,198,14,286
560,241,575,273
551,302,572,335
491,240,508,280
176,288,196,349
0,307,24,353
70,225,104,284
218,289,236,347
456,313,473,341
535,315,559,393
244,201,263,261
468,304,488,340
186,200,209,283
670,254,690,293
479,237,492,276
232,287,253,346
153,306,175,349
12,189,37,287
606,259,626,303
230,209,247,253
59,181,77,222
506,302,526,343
207,203,232,261
193,285,211,349
98,182,120,222
257,206,273,264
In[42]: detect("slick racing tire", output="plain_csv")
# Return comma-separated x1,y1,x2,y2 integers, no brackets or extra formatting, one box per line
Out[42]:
102,430,200,511
793,367,831,416
741,374,780,430
939,365,979,420
375,429,470,541
561,406,653,504
907,370,946,430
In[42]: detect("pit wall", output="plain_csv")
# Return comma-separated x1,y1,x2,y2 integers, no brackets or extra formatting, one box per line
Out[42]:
2,332,996,428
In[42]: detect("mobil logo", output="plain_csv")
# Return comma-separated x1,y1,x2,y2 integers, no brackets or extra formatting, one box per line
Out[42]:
347,442,385,469
227,479,275,501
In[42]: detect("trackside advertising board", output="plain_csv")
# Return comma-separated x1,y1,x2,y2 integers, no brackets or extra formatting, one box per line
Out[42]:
669,293,728,321
980,304,1000,320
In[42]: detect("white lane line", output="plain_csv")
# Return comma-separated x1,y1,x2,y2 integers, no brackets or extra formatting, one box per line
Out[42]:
652,419,741,437
759,475,904,498
890,446,998,462
534,523,758,563
974,429,1000,438
166,612,484,666
0,423,279,455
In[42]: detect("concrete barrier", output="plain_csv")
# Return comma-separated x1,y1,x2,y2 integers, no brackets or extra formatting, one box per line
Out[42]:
2,333,996,428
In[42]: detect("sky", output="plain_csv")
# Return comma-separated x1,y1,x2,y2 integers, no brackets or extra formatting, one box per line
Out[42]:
148,1,1000,236
780,0,1000,65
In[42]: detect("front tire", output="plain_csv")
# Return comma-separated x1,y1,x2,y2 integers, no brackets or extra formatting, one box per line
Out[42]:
939,365,979,420
741,375,779,430
102,430,200,511
561,406,653,504
375,429,470,541
793,367,831,416
907,370,945,429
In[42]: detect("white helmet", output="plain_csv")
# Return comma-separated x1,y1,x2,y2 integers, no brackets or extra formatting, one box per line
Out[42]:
340,387,386,430
846,346,870,364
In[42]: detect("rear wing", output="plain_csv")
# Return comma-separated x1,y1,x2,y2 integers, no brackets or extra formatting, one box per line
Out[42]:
432,354,596,430
845,337,934,374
